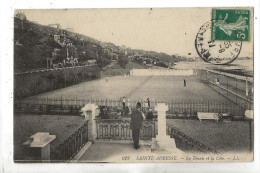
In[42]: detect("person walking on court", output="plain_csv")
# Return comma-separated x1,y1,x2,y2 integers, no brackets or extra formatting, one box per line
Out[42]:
184,79,186,87
130,102,145,149
122,97,126,110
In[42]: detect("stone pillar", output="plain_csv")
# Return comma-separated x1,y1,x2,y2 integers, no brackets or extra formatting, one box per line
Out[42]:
245,110,253,119
152,103,176,152
81,104,99,142
156,103,168,138
23,132,56,161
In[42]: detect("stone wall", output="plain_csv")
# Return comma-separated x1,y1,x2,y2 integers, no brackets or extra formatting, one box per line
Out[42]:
130,69,194,76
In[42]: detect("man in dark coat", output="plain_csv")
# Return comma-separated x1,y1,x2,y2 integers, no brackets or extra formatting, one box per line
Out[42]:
130,102,145,149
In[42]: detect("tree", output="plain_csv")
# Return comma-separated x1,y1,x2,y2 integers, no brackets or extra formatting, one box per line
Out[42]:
97,56,111,68
118,55,129,69
55,48,66,63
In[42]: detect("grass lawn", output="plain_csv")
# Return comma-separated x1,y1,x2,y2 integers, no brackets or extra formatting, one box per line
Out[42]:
28,75,231,103
14,114,86,160
167,119,251,153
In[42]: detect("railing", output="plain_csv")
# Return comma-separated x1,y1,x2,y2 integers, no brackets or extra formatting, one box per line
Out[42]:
206,69,253,82
166,125,217,154
51,120,89,161
195,69,253,110
15,98,247,117
14,103,82,115
14,64,96,75
95,119,156,140
95,119,217,153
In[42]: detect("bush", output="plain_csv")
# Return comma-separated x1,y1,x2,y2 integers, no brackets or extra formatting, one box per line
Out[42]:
99,106,110,119
155,61,168,68
97,56,111,68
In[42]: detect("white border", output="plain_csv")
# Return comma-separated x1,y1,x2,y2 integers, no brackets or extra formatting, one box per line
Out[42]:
0,0,259,173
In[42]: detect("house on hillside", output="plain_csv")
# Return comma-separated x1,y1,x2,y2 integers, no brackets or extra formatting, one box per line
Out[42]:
66,28,74,32
15,12,26,20
87,59,97,65
15,12,26,29
60,31,66,36
127,55,134,61
55,32,67,47
51,48,60,57
48,24,61,29
53,34,61,43
66,42,73,47
110,53,119,60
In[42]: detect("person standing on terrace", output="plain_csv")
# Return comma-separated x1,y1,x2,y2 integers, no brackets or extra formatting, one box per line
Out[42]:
130,102,146,149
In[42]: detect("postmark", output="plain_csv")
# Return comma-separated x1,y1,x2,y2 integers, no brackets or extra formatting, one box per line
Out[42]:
195,20,242,65
211,9,250,41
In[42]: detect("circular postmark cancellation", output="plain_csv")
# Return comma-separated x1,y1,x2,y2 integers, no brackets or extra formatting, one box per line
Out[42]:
195,19,242,65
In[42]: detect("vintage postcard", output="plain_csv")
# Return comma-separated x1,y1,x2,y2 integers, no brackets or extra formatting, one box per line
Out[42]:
13,8,254,163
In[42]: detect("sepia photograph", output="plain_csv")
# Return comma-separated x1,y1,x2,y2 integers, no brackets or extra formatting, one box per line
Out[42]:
12,7,254,164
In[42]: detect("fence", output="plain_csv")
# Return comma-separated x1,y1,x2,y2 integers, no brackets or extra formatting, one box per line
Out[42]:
51,120,89,161
166,125,217,153
95,119,156,140
195,69,253,110
95,119,216,153
14,64,96,75
15,98,247,117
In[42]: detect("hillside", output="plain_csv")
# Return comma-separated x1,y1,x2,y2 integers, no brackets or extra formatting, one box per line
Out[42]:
14,17,105,71
14,15,183,72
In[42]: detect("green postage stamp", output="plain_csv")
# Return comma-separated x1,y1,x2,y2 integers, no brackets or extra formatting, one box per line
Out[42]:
211,8,250,41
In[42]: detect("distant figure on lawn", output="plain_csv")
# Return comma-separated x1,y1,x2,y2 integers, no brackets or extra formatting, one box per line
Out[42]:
184,79,186,87
216,78,220,85
122,97,126,110
106,77,109,83
130,102,146,149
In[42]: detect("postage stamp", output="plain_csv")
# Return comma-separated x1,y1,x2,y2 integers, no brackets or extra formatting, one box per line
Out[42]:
211,9,250,41
195,20,242,64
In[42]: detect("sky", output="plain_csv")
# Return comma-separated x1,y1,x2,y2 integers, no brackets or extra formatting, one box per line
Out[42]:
16,8,253,57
